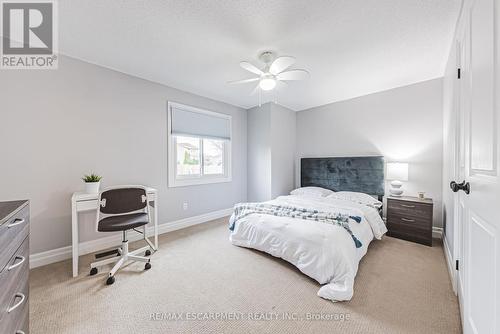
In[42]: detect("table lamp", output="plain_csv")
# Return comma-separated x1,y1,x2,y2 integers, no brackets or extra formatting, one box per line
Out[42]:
387,162,409,197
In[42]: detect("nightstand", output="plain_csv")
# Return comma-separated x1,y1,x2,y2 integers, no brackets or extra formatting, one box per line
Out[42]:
386,196,433,246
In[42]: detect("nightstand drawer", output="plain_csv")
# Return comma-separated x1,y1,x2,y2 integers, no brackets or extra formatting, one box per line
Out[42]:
387,213,431,230
387,213,432,245
387,199,432,218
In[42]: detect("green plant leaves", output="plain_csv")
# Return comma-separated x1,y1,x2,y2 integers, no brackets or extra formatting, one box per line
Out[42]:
82,173,102,183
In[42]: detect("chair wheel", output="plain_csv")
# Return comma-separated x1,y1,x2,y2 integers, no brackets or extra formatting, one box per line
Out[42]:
145,250,151,256
145,262,151,270
90,268,98,276
106,276,115,285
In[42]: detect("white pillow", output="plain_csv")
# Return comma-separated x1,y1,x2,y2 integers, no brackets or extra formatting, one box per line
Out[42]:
290,186,334,198
326,191,382,208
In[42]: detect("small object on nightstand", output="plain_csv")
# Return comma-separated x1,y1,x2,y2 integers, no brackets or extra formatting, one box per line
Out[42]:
386,196,433,246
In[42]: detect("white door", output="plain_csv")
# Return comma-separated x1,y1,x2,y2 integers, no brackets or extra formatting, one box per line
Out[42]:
452,0,500,333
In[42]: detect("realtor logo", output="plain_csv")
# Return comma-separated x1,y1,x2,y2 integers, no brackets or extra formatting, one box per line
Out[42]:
1,0,58,69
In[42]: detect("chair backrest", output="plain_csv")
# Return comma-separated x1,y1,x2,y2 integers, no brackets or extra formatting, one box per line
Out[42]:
95,185,150,233
100,187,147,214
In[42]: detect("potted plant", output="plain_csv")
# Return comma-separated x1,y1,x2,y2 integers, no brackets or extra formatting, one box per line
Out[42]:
82,173,102,194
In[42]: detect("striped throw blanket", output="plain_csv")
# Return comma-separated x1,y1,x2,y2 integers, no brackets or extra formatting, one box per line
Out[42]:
229,203,363,248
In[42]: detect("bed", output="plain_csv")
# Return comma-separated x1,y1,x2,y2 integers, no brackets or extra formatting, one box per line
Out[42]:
229,156,387,302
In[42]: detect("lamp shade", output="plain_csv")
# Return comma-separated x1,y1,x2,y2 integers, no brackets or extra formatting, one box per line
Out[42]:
387,162,409,181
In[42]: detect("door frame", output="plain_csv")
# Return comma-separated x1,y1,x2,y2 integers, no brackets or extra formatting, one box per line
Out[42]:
452,35,465,314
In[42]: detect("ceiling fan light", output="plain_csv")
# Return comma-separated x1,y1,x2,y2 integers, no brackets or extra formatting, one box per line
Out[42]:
259,77,276,91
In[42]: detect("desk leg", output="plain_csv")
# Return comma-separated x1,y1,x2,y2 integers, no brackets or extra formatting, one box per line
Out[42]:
154,199,158,250
71,200,79,278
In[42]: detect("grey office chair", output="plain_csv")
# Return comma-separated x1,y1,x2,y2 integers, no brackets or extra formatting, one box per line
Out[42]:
89,186,152,285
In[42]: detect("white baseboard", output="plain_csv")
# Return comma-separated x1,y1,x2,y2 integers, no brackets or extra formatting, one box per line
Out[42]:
443,234,457,294
432,226,443,239
30,208,233,269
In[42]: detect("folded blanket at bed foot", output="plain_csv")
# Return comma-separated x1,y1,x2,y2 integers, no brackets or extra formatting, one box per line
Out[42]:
230,202,363,248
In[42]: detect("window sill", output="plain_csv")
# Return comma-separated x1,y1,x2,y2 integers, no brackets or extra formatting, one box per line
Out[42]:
168,176,232,188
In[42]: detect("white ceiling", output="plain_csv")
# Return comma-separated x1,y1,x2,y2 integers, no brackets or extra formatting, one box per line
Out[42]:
59,0,461,111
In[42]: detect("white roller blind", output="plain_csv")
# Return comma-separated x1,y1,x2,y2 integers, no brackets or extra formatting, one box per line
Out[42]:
171,106,231,140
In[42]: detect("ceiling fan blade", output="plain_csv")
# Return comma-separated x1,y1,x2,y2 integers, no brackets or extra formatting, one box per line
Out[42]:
240,61,264,75
250,84,260,96
269,56,295,75
277,69,309,81
227,77,259,85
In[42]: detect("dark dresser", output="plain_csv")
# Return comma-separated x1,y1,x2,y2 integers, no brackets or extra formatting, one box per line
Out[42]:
386,196,433,246
0,201,30,334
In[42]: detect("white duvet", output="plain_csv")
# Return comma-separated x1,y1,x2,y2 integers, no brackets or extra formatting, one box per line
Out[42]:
229,194,387,301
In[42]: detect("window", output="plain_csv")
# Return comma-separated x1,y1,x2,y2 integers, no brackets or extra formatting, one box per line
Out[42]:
176,136,201,176
168,102,231,187
202,138,225,175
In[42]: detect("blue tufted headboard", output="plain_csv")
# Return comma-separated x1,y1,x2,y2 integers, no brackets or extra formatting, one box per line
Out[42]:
300,156,385,201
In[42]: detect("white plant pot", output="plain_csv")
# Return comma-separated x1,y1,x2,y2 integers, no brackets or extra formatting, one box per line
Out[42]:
85,181,100,194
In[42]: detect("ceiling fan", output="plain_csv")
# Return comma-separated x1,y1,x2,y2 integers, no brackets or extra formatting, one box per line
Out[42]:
228,51,309,96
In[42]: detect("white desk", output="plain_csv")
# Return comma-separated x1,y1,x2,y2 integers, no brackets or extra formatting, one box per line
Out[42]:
71,187,158,277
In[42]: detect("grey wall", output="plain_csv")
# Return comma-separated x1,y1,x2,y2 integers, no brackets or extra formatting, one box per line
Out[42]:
296,78,444,227
0,55,247,255
247,103,296,202
270,104,296,198
247,104,272,202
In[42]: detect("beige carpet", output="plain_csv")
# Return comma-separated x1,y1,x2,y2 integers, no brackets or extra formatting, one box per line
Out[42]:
30,218,461,334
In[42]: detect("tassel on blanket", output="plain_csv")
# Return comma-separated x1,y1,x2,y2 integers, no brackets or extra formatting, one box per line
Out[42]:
349,216,362,223
352,236,363,248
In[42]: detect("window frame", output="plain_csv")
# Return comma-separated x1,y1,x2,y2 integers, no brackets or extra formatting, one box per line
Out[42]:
167,102,232,187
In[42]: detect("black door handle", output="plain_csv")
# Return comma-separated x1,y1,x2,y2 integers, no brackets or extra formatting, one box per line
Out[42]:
450,180,470,194
461,181,470,194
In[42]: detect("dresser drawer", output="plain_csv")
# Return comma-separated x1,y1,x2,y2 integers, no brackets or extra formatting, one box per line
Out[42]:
0,236,29,324
0,276,29,334
0,206,29,272
13,298,29,334
0,296,29,334
387,199,432,219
